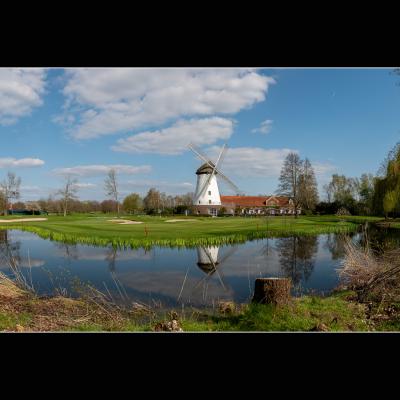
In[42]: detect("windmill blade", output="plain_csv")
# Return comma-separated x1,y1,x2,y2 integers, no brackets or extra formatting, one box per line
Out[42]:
188,143,214,166
193,144,227,203
188,142,244,196
218,244,239,265
214,168,243,195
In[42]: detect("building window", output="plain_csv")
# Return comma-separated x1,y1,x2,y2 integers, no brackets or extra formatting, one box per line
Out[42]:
208,191,211,195
209,200,211,204
198,201,201,204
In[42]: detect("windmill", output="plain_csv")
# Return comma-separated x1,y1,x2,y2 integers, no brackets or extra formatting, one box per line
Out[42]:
176,244,239,304
192,244,239,301
188,143,243,213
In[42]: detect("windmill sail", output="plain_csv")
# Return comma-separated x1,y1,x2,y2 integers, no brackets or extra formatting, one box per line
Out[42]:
188,142,243,204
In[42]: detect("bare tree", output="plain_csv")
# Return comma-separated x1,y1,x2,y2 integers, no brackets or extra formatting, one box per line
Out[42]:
105,169,120,216
277,152,303,217
298,158,319,211
0,172,21,215
57,175,79,217
323,183,333,203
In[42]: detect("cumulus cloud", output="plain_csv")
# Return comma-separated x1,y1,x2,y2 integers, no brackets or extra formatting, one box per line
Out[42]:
53,164,152,177
0,158,45,168
0,68,47,125
120,180,194,194
207,146,296,178
20,185,41,191
312,161,337,177
112,117,234,155
74,182,97,189
58,68,274,139
251,119,273,134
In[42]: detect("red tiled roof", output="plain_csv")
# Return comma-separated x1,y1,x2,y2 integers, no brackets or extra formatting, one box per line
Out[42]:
221,196,291,207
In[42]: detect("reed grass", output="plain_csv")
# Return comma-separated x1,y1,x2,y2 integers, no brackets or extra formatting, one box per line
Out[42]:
0,218,359,249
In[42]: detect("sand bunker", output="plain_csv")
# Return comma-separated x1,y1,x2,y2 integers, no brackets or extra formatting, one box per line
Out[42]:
108,219,143,225
0,218,48,223
165,219,197,223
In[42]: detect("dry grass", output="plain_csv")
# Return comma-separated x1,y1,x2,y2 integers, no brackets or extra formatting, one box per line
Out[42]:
0,272,152,332
339,238,400,303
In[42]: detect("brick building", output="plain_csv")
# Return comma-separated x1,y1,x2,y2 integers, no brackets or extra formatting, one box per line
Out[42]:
192,195,300,216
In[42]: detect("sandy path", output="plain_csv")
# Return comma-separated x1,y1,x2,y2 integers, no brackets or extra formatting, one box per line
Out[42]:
165,219,197,223
0,218,48,223
108,219,143,225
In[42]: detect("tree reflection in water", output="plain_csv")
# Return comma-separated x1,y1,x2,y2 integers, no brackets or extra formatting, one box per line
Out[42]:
275,235,318,289
0,230,22,267
55,242,79,262
323,233,352,260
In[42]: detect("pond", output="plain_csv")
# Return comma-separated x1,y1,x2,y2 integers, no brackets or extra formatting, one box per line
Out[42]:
1,226,400,309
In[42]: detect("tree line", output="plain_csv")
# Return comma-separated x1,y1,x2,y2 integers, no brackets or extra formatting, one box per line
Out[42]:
277,141,400,218
0,168,193,216
2,143,400,218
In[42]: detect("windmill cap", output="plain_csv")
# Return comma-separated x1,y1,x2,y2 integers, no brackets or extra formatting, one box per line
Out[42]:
196,162,217,175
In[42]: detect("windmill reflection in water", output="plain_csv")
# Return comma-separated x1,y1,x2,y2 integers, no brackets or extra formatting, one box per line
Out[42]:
178,244,238,303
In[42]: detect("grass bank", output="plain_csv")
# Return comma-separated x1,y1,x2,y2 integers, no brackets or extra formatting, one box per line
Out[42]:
0,214,383,248
4,273,398,332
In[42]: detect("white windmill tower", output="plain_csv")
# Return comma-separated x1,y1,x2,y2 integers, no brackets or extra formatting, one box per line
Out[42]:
188,143,243,214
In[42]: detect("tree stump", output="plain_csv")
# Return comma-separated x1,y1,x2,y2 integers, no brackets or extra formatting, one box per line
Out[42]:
252,278,292,306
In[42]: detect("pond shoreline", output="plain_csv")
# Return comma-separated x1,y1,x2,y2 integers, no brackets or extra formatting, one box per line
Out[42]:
2,272,395,332
0,215,374,249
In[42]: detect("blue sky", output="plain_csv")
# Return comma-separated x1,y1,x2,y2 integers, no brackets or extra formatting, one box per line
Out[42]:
1,68,399,202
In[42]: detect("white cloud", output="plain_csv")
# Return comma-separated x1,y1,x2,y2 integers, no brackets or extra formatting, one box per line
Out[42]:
312,161,337,177
59,68,274,139
0,158,45,168
252,119,273,134
52,164,152,177
207,146,296,178
112,117,234,155
206,146,337,181
74,182,97,189
0,68,47,125
118,180,193,195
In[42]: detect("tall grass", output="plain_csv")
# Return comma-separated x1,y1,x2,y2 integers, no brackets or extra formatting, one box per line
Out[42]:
339,238,400,303
0,241,35,293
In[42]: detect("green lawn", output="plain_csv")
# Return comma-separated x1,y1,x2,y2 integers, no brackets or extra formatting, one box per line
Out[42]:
0,214,383,248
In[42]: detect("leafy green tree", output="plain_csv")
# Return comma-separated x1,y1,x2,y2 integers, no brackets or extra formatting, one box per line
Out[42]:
373,141,400,217
123,193,143,214
383,190,397,218
143,188,161,214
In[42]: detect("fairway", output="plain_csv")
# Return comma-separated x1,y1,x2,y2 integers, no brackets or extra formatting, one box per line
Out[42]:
0,214,382,248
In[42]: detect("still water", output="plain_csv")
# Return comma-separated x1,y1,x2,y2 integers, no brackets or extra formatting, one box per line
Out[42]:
1,227,399,308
